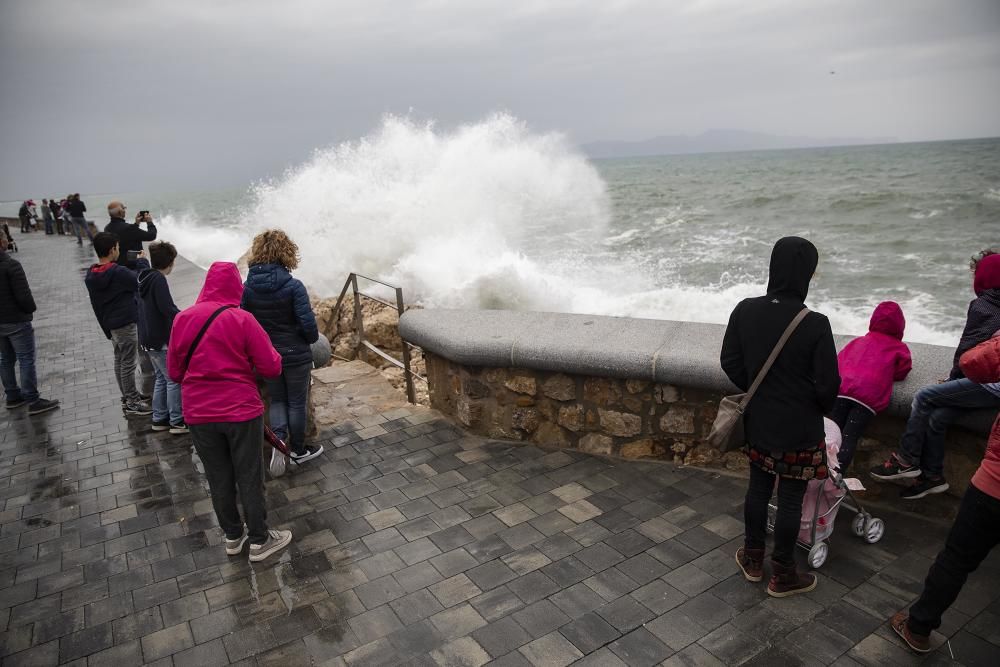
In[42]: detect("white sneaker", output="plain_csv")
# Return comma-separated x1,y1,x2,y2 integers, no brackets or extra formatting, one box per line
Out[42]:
225,527,248,555
249,529,292,562
269,448,287,478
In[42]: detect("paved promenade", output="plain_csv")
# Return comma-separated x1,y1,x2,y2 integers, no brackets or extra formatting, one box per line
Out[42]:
2,232,999,666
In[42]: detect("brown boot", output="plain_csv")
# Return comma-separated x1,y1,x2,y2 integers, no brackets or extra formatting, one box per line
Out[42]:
735,547,764,582
767,559,816,597
889,612,931,653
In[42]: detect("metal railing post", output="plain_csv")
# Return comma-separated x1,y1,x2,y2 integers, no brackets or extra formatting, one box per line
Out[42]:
351,274,364,361
396,287,416,404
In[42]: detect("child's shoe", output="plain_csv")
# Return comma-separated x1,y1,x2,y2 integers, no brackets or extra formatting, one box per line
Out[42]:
900,475,949,500
869,453,920,481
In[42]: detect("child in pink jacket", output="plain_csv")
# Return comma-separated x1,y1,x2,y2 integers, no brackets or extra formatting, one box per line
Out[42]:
831,301,913,469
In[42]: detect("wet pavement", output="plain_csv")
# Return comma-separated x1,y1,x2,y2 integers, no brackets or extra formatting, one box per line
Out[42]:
2,232,1000,666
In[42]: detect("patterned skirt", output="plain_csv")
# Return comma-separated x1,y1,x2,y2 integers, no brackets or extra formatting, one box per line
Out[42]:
745,441,829,481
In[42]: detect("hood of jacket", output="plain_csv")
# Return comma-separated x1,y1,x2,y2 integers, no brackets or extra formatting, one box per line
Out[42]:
869,300,905,339
197,262,243,305
766,236,818,301
138,266,159,298
974,254,1000,296
85,261,120,289
245,263,294,295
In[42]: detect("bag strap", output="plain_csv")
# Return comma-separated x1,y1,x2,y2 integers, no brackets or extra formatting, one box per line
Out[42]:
183,305,235,371
738,307,810,412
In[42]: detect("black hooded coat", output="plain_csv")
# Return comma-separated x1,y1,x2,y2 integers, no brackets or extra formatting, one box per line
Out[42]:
720,236,840,452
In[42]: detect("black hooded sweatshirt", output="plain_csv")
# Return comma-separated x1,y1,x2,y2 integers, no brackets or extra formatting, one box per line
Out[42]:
720,236,840,452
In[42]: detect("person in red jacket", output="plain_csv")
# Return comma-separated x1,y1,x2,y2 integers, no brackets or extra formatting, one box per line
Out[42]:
167,261,291,562
831,301,912,469
890,331,1000,653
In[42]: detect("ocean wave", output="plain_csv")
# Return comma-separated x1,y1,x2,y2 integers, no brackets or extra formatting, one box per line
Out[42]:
986,188,1000,202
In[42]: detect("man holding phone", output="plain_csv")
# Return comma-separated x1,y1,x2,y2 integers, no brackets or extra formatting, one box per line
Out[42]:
104,201,158,269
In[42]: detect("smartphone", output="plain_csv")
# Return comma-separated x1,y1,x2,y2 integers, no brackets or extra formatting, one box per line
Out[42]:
126,250,140,262
139,210,150,218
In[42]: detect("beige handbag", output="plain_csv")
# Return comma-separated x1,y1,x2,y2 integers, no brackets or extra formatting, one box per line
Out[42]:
709,308,810,452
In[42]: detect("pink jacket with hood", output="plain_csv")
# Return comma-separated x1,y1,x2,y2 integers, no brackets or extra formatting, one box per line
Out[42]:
836,301,913,413
168,262,282,425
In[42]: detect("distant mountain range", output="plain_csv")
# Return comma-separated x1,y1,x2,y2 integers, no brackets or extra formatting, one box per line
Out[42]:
581,129,898,159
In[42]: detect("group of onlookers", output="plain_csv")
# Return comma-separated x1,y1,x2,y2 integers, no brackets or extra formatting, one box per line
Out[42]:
18,195,93,244
723,238,1000,654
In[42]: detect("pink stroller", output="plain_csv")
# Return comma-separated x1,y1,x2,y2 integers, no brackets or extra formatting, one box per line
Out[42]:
767,418,885,568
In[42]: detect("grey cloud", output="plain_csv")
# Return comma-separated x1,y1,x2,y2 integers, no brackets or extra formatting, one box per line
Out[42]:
1,0,998,197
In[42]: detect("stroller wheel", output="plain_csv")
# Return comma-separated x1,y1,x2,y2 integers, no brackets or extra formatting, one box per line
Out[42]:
852,514,868,537
864,518,885,544
808,541,829,568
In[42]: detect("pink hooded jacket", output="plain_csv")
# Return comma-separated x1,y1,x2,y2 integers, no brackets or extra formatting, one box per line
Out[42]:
168,262,282,425
836,301,913,413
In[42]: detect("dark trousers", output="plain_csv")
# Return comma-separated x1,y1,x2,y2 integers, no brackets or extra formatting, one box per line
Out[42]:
898,379,1000,478
908,484,1000,636
830,397,875,470
189,416,269,544
265,362,312,454
745,463,807,566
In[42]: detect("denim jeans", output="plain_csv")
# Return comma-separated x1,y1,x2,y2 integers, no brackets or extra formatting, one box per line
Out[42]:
0,322,38,404
189,416,269,544
898,379,1000,478
146,348,182,424
265,362,312,454
110,324,142,404
137,346,155,397
71,217,93,243
830,397,875,470
745,463,807,566
908,484,1000,636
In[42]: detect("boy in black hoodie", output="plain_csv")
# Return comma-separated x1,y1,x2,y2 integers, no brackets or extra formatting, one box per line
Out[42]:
85,232,153,416
138,241,185,434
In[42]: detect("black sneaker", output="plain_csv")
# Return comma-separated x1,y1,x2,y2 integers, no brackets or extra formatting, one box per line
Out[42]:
289,444,324,464
169,422,189,435
27,399,60,416
124,401,153,416
5,398,27,409
870,454,921,481
901,476,949,500
151,420,170,431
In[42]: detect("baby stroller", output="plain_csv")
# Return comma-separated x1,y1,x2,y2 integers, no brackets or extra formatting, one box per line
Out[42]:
767,418,885,568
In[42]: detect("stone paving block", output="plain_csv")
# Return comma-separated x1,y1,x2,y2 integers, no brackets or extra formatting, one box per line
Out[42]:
348,604,403,644
512,599,571,639
429,573,482,608
558,610,621,654
111,606,163,643
429,602,487,639
518,630,583,667
430,635,491,667
391,588,445,625
469,586,526,622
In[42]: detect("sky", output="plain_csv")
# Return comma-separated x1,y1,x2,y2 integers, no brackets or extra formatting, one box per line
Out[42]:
1,0,998,197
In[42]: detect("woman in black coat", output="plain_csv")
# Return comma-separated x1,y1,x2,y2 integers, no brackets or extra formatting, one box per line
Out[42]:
721,236,840,597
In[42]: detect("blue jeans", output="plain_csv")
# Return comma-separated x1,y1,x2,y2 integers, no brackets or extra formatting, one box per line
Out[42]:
898,379,1000,478
0,322,39,404
146,348,182,424
71,217,93,243
265,362,311,454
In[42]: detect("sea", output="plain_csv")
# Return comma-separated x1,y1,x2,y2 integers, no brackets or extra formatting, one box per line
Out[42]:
5,115,998,346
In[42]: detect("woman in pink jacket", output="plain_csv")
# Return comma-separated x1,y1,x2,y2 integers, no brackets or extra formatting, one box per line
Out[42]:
168,262,291,562
831,301,912,469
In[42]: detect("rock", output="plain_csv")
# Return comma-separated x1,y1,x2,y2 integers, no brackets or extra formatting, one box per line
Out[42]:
660,406,695,434
654,384,680,404
621,438,664,459
333,332,359,360
723,451,749,472
505,375,537,396
532,422,570,448
622,395,644,413
625,379,649,394
579,433,613,456
583,378,622,407
684,445,720,466
598,409,642,437
463,378,491,399
457,396,482,427
511,407,540,433
484,368,507,384
558,405,585,432
515,396,536,407
542,374,576,401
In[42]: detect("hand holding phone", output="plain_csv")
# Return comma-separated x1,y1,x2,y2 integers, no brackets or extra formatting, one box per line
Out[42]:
126,250,140,262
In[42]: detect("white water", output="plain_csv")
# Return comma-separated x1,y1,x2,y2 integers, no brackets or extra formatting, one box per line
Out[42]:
156,113,970,346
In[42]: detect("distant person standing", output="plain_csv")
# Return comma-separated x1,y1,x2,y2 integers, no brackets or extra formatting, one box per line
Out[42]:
104,202,157,268
18,201,32,233
0,232,59,414
242,230,324,464
50,199,64,235
68,193,92,245
41,199,54,235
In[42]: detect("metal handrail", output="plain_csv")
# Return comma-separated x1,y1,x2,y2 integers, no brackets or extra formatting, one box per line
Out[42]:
332,273,425,403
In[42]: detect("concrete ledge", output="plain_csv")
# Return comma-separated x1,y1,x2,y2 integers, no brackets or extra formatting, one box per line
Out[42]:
400,308,993,434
